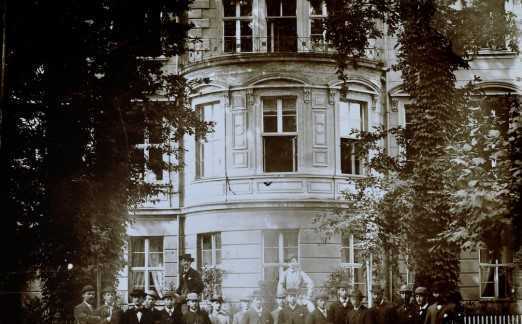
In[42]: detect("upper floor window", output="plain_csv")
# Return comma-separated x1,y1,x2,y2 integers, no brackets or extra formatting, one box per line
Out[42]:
195,102,221,178
223,0,253,53
262,96,297,172
339,100,367,175
262,230,299,283
197,232,222,269
266,0,297,52
309,1,327,50
478,0,508,51
479,247,513,299
129,236,165,298
340,234,367,295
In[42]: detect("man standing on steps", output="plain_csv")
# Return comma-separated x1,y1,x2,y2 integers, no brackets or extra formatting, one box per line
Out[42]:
177,253,204,298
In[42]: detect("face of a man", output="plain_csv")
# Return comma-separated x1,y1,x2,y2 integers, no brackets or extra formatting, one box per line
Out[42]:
415,294,426,306
372,291,383,303
131,296,143,308
350,295,362,308
103,292,114,306
212,301,221,312
287,294,297,306
165,297,175,309
288,258,298,272
275,297,284,307
252,297,262,309
83,291,96,305
144,295,156,309
400,292,411,303
181,259,191,271
316,298,326,310
338,288,348,299
187,299,198,311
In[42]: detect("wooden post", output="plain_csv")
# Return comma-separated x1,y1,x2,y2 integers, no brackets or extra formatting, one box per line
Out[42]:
96,265,102,308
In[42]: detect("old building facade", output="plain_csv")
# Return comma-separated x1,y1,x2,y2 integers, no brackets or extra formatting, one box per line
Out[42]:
119,0,522,312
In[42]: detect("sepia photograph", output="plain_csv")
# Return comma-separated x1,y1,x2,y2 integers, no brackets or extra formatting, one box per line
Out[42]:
1,0,521,323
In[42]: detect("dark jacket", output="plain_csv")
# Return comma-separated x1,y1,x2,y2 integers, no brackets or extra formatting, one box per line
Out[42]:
158,308,184,324
96,304,123,324
177,268,204,295
327,300,353,324
396,303,416,324
183,310,212,324
371,301,397,324
424,303,441,324
346,306,375,324
305,308,330,324
278,305,309,324
122,307,156,324
241,307,274,324
74,302,102,324
415,304,429,324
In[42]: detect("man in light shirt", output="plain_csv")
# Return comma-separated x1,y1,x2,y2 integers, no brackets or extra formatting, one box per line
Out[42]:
277,256,314,300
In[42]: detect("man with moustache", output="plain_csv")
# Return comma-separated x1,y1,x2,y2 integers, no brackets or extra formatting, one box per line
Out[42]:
144,290,162,323
158,291,183,324
177,254,204,298
183,292,212,324
123,288,155,324
74,285,102,324
370,286,397,324
278,288,309,324
209,296,230,324
305,294,330,324
413,287,429,324
327,281,353,324
233,298,251,324
241,290,273,324
96,287,123,324
271,293,285,324
396,285,415,324
424,281,447,324
346,290,375,324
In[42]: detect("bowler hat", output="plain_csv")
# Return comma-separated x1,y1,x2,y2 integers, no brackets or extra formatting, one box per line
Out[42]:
145,289,158,299
163,291,180,300
210,295,224,303
285,288,298,296
414,287,428,296
102,287,116,295
399,284,412,293
349,290,365,299
180,253,195,262
81,285,96,295
129,288,146,298
186,292,199,301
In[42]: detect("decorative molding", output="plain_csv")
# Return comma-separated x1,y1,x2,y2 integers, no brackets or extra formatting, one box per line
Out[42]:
391,99,399,112
312,150,328,167
256,180,305,193
328,88,335,105
304,88,312,103
232,151,248,168
246,88,254,106
371,95,377,111
312,110,327,147
232,111,248,150
308,181,333,193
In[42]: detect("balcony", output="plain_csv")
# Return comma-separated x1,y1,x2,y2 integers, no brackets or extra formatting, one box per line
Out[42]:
183,36,383,65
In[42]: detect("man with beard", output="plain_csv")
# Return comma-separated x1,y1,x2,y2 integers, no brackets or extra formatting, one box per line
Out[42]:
278,288,309,324
346,290,374,324
327,281,353,324
177,254,204,298
144,290,162,323
271,293,285,324
396,285,415,324
209,296,230,324
370,286,397,324
233,298,251,324
74,285,102,324
158,291,183,324
240,290,273,324
424,281,447,324
413,287,429,324
123,288,155,324
183,292,212,324
305,294,330,324
96,287,123,324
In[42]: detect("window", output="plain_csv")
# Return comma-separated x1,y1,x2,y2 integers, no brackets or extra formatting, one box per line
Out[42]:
340,234,368,294
263,230,299,284
479,247,513,299
197,233,222,269
339,101,367,175
195,102,221,178
129,237,165,297
223,0,253,53
309,1,327,50
266,0,297,52
262,96,297,172
478,0,508,50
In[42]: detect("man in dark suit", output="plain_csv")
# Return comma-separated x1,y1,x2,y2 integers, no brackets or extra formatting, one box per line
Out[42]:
96,286,123,324
278,288,308,324
123,288,155,324
183,292,212,324
327,281,353,324
144,289,162,323
424,281,448,324
271,293,285,324
74,285,102,324
305,294,330,324
158,291,183,324
413,287,429,324
177,254,204,298
240,290,273,324
346,290,375,324
370,287,397,324
396,285,415,324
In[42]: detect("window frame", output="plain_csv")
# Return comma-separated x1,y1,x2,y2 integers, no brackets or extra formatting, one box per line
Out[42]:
262,229,300,281
478,247,514,300
197,232,222,270
339,99,368,175
262,96,298,173
129,236,165,297
223,0,253,53
309,0,327,49
195,101,221,179
340,234,368,295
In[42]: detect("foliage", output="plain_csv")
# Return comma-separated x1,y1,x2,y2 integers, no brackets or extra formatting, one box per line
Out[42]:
1,0,213,322
201,265,224,300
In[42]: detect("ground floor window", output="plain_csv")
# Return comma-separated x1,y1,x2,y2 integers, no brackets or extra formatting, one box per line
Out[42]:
262,230,299,285
479,247,513,299
129,236,164,297
197,232,222,269
340,234,368,294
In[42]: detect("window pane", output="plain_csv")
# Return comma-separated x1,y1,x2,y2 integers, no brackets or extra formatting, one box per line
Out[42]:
282,0,296,16
341,138,353,174
498,266,513,298
240,21,253,52
267,18,297,52
128,109,145,145
215,233,222,249
264,247,279,263
149,147,163,180
240,0,252,16
149,237,163,252
224,0,236,17
310,1,324,15
263,136,296,172
264,266,280,283
216,249,222,265
340,101,362,136
131,271,145,290
132,253,146,267
202,234,212,250
149,123,162,143
149,270,164,292
341,247,349,263
202,250,212,266
149,252,163,267
266,0,280,16
284,248,298,261
263,98,277,133
311,19,324,35
283,231,298,248
480,266,495,297
224,20,237,53
353,245,363,264
131,148,145,175
132,237,146,252
264,231,278,247
480,248,495,263
282,97,296,132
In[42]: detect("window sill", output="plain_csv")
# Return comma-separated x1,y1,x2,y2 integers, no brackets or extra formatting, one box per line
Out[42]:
470,49,518,59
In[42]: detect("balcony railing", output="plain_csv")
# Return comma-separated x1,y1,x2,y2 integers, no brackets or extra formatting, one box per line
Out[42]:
184,36,383,64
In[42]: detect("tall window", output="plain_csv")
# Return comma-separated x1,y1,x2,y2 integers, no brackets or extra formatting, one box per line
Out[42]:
263,96,297,172
197,233,222,269
339,101,367,175
266,0,297,52
478,0,508,50
195,102,220,178
479,247,513,299
340,234,367,294
223,0,253,53
263,230,299,283
129,237,165,297
309,1,327,50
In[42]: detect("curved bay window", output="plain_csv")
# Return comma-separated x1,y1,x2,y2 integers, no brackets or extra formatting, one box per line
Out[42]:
266,0,297,52
223,0,253,53
309,0,327,51
339,100,367,175
262,96,298,172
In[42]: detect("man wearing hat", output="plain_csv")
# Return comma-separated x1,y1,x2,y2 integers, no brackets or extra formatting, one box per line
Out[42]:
327,280,353,324
305,294,330,324
240,290,273,324
144,289,162,323
396,285,415,324
271,293,285,324
424,281,448,324
209,296,230,324
96,286,123,324
74,285,102,324
369,286,396,324
122,288,155,324
183,292,212,324
158,291,183,324
346,290,374,324
177,254,204,297
413,287,429,324
278,288,308,324
233,298,250,324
